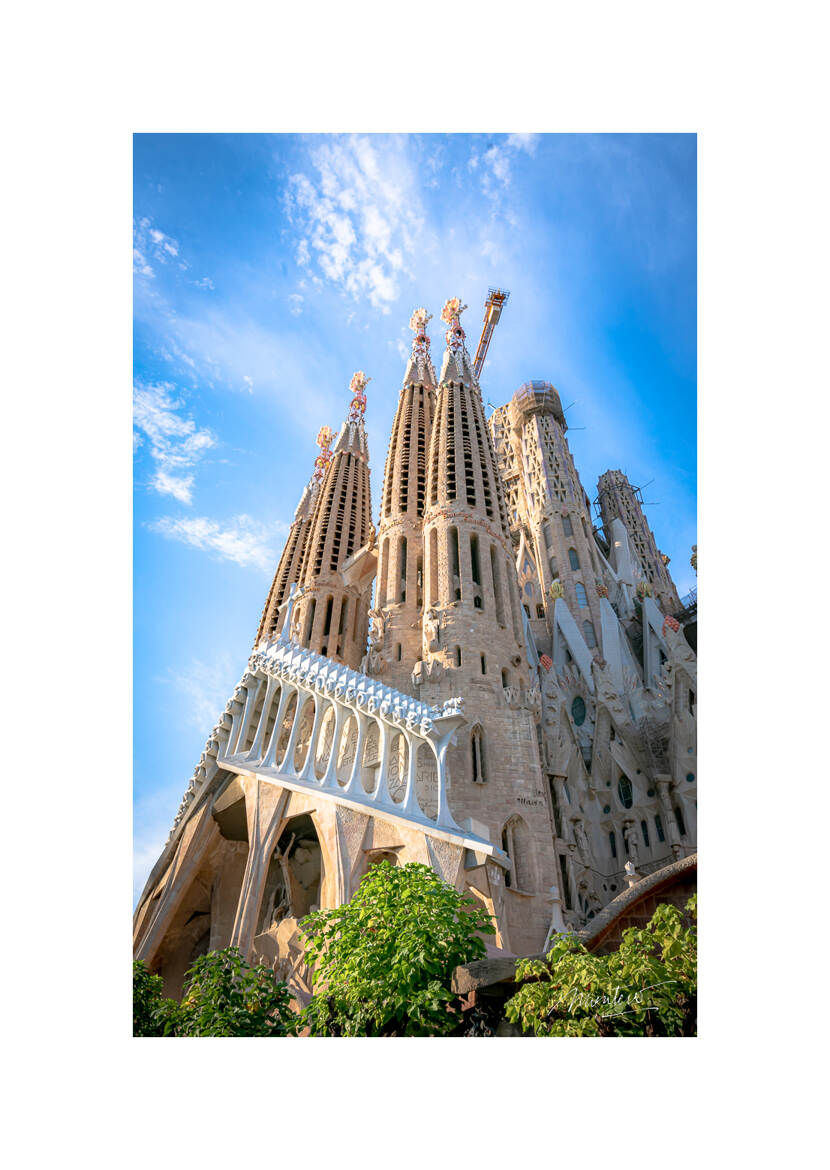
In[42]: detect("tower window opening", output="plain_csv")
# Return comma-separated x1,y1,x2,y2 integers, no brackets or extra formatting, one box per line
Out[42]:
609,830,617,859
575,582,588,608
470,532,481,586
491,544,505,626
398,536,407,604
416,554,423,608
536,604,546,619
395,643,402,662
323,596,334,638
568,548,580,571
480,653,487,674
640,819,650,848
338,599,349,637
583,620,597,648
449,526,461,601
471,725,486,783
454,646,462,668
303,598,316,646
562,514,573,537
655,814,666,843
689,688,696,715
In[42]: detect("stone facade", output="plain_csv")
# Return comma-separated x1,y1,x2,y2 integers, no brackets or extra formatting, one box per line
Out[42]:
134,299,697,999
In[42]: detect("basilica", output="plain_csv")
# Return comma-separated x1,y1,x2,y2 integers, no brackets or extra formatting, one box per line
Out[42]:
133,299,697,999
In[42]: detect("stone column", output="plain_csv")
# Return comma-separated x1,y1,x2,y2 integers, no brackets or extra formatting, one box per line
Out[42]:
229,780,290,958
655,775,682,859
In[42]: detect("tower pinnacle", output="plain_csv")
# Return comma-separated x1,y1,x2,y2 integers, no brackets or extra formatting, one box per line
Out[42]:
404,308,437,388
439,297,476,385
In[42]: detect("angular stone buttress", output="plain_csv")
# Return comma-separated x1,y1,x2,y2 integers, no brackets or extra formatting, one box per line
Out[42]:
134,303,697,1000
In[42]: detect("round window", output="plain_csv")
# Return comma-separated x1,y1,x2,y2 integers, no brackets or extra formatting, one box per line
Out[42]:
571,695,586,726
686,773,695,783
617,775,633,809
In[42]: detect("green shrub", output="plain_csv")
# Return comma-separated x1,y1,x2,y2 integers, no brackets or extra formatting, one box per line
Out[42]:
175,947,297,1037
300,861,495,1036
132,960,178,1036
504,894,697,1036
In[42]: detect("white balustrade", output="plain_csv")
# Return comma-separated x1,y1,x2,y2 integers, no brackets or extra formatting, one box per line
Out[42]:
214,637,468,835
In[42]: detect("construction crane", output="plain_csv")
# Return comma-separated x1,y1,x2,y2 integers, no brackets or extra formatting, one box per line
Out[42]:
472,287,510,380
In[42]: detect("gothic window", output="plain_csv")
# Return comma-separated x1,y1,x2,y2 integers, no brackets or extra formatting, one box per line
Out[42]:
617,775,633,808
502,815,531,890
562,514,573,536
674,804,687,837
583,621,597,648
640,819,650,848
575,582,588,607
536,604,546,619
395,643,402,661
655,814,666,843
568,548,580,571
449,526,461,601
471,725,486,783
523,604,531,618
571,695,586,726
609,830,617,859
549,556,558,577
454,646,462,668
398,537,407,603
303,598,316,647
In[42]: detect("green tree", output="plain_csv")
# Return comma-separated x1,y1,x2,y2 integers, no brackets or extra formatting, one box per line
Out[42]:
174,946,297,1037
132,960,178,1036
504,895,697,1036
300,861,495,1036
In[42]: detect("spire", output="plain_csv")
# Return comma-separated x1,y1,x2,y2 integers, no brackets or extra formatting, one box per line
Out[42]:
254,424,334,647
296,370,374,667
403,307,437,388
333,370,371,461
439,297,477,386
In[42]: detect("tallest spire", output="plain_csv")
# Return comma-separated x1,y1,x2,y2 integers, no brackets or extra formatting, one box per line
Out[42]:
439,297,477,386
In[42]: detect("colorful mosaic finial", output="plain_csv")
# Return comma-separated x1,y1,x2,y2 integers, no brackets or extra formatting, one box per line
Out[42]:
348,370,370,423
313,424,335,481
408,307,433,363
441,297,468,353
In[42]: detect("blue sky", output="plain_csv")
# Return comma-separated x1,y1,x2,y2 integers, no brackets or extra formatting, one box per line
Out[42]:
133,132,697,900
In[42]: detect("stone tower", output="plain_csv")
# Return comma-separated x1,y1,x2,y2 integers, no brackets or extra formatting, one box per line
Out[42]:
370,309,437,691
490,381,606,659
291,373,375,669
408,300,564,954
254,425,334,648
597,469,681,613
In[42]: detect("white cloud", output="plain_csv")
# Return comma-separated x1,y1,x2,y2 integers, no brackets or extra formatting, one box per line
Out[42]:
507,133,541,154
134,217,184,278
242,374,254,392
288,293,304,315
148,513,283,571
163,652,239,730
194,276,215,290
285,135,427,312
133,381,216,504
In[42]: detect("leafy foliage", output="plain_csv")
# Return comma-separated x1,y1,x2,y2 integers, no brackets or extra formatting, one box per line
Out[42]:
175,947,297,1037
134,949,296,1037
300,861,495,1036
504,895,697,1036
132,960,178,1037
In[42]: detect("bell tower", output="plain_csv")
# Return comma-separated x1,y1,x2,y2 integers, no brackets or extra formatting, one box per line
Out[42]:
254,425,334,648
370,308,437,690
292,373,375,669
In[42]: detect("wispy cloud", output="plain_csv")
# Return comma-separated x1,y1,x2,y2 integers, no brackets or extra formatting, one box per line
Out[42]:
133,216,188,279
163,652,239,729
284,135,427,312
148,513,284,571
133,381,216,504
